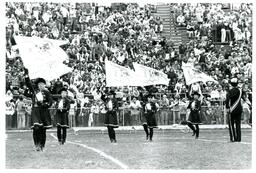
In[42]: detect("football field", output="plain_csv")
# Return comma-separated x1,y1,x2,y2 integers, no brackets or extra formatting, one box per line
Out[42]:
6,128,252,169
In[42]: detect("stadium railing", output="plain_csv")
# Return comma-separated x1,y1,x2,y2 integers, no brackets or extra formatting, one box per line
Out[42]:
6,105,230,130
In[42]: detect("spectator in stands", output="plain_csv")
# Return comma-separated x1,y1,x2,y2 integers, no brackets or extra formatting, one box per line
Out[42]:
16,96,26,129
4,2,253,128
189,82,202,98
174,78,185,94
6,99,16,129
159,94,169,125
177,13,186,26
129,96,142,126
186,21,195,39
90,100,100,126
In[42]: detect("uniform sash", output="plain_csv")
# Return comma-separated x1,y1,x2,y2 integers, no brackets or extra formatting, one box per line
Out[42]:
229,89,242,113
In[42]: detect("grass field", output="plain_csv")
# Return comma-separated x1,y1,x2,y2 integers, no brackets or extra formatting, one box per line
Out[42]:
6,128,252,169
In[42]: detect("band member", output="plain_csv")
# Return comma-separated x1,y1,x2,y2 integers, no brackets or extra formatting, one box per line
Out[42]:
226,78,243,142
56,88,71,145
24,69,53,151
144,94,159,141
101,90,119,143
139,91,149,140
187,91,202,139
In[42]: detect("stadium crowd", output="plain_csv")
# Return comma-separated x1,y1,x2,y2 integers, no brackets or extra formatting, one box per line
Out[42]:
5,2,252,129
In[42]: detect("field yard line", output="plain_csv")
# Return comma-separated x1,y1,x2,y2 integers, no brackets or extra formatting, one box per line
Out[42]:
198,138,251,145
50,133,129,169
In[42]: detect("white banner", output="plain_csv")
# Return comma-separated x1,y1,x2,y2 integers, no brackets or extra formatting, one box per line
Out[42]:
14,36,72,80
105,60,140,87
133,63,169,86
105,61,170,87
182,62,217,85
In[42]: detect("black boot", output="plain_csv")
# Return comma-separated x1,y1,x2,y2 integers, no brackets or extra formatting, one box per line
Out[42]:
187,123,196,136
62,128,67,145
192,130,196,136
195,125,199,139
149,128,153,142
143,124,149,141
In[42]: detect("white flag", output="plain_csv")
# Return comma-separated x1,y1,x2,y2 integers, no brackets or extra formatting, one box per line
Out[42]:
105,60,140,87
182,62,217,85
133,63,169,86
14,36,72,80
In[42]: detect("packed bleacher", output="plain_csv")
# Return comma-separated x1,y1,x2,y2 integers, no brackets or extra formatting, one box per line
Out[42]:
5,2,252,129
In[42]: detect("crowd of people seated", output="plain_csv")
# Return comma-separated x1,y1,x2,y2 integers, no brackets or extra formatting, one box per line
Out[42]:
5,2,252,129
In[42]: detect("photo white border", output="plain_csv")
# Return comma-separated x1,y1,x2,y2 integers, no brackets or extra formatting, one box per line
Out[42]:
0,0,254,173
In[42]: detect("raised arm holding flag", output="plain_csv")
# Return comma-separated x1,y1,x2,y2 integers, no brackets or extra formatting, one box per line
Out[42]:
23,68,53,152
15,36,73,152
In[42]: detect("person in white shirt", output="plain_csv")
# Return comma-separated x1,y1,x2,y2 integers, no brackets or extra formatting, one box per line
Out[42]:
89,101,100,127
16,96,26,129
189,82,202,97
177,13,186,26
241,94,251,124
159,94,170,125
69,100,77,128
159,21,163,33
69,6,77,31
129,97,142,126
42,10,52,24
60,5,69,26
210,85,220,101
6,99,15,129
174,78,184,94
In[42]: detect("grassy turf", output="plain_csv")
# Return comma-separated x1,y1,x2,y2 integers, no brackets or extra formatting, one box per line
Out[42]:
6,129,252,169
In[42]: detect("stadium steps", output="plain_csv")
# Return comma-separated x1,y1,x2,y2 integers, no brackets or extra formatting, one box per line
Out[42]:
156,4,171,39
169,13,186,50
155,3,185,50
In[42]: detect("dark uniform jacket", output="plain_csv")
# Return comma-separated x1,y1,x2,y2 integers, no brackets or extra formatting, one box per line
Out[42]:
101,94,119,128
56,97,71,128
24,77,53,129
187,99,202,124
225,87,243,115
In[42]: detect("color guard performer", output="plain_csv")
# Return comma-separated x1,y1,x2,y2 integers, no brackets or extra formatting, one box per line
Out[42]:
24,68,53,151
139,92,149,140
186,91,202,139
226,78,243,142
56,88,71,145
101,90,119,143
143,94,159,141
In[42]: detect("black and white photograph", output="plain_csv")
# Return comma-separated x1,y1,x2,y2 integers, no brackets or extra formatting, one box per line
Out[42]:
4,0,253,170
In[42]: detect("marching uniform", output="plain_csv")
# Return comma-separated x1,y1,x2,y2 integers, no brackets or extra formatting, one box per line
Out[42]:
187,92,202,139
226,78,243,142
101,90,119,143
56,88,71,145
140,93,147,126
139,92,149,139
143,94,159,141
25,75,53,151
145,102,158,129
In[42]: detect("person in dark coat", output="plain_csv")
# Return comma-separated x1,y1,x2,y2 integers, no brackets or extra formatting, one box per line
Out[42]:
187,91,202,139
101,90,119,143
56,88,71,145
139,91,148,137
140,91,149,139
144,94,159,141
225,78,243,142
24,69,53,151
